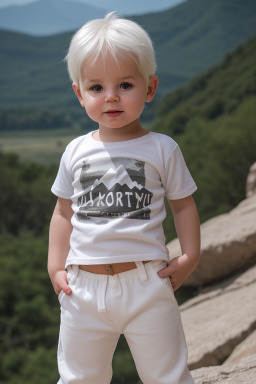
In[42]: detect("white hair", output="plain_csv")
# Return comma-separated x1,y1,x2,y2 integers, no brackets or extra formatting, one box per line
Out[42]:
66,12,156,86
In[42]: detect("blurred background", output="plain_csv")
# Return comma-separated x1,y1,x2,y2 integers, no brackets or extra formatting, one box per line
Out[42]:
0,0,256,383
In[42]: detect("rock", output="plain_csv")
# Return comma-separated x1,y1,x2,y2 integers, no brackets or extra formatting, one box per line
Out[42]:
179,265,256,369
246,162,256,198
167,194,256,286
191,354,256,384
224,330,256,365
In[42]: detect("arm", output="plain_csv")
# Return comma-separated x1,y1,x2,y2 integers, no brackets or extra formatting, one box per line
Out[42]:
48,197,73,296
158,195,200,291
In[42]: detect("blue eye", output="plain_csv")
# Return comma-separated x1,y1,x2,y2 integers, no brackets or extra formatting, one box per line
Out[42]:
120,82,132,90
90,84,103,92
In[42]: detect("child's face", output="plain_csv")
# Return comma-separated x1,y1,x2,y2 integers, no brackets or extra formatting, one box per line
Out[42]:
73,53,158,132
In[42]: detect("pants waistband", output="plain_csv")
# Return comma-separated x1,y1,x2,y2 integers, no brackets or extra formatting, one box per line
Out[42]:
79,261,150,276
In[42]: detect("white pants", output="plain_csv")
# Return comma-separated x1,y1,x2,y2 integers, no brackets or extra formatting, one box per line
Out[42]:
57,261,194,384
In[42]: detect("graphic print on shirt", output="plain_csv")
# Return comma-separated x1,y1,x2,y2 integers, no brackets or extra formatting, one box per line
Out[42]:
76,157,153,221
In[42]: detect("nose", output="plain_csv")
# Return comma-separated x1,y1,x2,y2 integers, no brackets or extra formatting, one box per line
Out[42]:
104,89,120,103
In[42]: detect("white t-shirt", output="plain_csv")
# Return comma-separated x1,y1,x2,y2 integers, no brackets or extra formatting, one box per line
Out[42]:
51,131,197,267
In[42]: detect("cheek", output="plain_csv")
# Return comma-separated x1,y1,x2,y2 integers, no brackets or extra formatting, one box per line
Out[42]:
84,96,101,115
126,92,146,113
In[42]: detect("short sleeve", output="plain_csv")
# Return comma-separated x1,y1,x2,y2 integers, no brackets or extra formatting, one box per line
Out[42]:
164,145,197,200
51,149,74,199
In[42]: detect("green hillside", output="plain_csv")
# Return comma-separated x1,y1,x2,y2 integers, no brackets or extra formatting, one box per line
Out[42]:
0,29,70,107
155,33,256,237
135,0,256,92
0,0,255,118
0,24,256,384
0,28,92,130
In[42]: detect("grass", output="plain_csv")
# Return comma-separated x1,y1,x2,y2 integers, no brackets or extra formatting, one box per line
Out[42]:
0,123,154,164
0,128,83,164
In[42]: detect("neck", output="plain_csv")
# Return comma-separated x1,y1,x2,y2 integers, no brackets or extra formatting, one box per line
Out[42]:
94,120,148,142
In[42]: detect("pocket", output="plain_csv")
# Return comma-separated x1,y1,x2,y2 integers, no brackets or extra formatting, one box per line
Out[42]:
155,272,173,291
149,261,175,300
58,290,65,304
156,274,177,304
57,265,80,305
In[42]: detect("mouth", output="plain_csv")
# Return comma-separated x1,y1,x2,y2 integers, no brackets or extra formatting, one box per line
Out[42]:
104,110,123,117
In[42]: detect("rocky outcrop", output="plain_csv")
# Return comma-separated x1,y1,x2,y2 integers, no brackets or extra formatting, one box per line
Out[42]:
180,265,256,369
167,194,256,287
246,162,256,198
191,354,256,384
224,329,256,365
176,163,256,382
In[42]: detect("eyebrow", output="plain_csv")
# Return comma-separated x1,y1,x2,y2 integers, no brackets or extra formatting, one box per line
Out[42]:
86,79,102,84
122,76,136,80
85,76,137,84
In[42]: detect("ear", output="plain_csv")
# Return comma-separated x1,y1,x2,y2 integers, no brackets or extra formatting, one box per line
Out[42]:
72,83,85,107
146,75,159,102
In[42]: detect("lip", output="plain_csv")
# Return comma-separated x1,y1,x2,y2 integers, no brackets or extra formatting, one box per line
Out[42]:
104,110,123,117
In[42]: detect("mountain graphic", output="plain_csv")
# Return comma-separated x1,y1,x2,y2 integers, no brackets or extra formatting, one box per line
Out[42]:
92,165,143,191
77,165,153,221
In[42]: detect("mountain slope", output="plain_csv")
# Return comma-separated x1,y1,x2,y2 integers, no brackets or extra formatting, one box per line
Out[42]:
0,0,106,35
153,33,256,135
154,33,256,236
0,0,186,34
0,0,255,112
134,0,256,92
